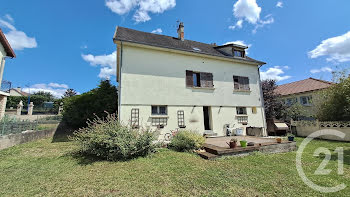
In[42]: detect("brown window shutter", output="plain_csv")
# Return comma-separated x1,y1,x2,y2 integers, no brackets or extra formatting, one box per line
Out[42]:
200,72,214,88
186,70,193,87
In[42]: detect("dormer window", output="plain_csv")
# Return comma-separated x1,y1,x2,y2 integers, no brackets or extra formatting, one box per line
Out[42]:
233,49,245,58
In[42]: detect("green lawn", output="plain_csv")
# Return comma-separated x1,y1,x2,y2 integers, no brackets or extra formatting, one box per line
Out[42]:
0,135,349,197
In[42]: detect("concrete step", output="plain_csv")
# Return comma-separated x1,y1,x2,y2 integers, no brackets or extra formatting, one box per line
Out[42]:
198,151,218,160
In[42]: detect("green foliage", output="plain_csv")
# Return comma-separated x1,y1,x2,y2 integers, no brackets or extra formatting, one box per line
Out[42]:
261,80,286,119
63,89,77,98
168,130,205,152
72,113,156,161
62,80,118,129
282,103,311,121
315,76,350,121
33,91,54,101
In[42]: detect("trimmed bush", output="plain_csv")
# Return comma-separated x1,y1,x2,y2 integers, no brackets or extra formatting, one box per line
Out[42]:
72,113,156,161
62,80,118,129
168,130,205,152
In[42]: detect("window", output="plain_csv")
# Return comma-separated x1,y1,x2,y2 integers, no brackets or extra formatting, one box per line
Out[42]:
193,72,201,87
300,96,312,106
252,107,257,114
233,76,250,91
130,108,139,129
234,49,245,58
186,70,213,88
286,98,298,106
152,118,167,127
151,106,167,115
177,110,185,128
236,107,247,115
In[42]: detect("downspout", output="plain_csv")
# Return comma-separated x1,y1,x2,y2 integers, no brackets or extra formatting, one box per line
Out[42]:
258,65,268,136
117,41,123,121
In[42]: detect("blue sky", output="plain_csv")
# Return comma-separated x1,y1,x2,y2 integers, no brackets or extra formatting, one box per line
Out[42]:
1,0,349,97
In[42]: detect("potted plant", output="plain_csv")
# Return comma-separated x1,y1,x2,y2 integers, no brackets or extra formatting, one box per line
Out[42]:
276,138,282,143
288,135,295,142
240,140,247,147
227,138,238,149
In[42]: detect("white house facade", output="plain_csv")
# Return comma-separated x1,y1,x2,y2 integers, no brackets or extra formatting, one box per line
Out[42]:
0,29,15,118
113,24,267,139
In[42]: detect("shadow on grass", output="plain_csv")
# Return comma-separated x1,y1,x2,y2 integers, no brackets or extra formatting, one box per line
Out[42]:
65,151,105,165
51,122,74,143
317,148,350,166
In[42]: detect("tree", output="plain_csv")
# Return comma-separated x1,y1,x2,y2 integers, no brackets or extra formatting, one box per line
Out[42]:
261,79,285,119
62,80,118,129
33,91,54,101
315,73,350,121
63,89,77,98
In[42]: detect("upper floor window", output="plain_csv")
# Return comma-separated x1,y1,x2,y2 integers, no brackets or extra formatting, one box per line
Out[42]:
186,70,213,88
236,107,247,115
234,49,245,58
152,106,167,115
233,76,250,91
300,96,312,106
286,98,298,106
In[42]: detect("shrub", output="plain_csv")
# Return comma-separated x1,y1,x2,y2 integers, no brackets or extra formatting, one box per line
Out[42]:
168,130,205,152
72,113,156,161
62,80,118,129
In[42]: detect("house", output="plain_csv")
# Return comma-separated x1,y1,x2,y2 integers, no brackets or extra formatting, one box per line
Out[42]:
113,23,267,138
0,29,15,118
275,77,333,118
10,87,29,97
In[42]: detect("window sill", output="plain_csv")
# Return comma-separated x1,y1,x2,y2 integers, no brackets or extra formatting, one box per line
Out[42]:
233,89,251,93
150,115,169,118
236,114,248,117
189,86,215,90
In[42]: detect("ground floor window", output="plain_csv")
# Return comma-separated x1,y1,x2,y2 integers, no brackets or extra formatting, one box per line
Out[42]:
177,110,185,128
152,118,167,127
236,107,247,115
130,108,139,129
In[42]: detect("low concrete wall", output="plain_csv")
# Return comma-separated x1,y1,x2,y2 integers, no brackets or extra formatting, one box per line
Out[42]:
0,127,57,150
292,120,350,142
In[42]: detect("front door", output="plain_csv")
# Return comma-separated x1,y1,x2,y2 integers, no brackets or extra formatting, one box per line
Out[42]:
203,106,211,130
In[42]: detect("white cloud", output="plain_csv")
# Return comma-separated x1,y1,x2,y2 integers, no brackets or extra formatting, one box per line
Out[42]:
223,40,251,54
228,20,243,30
233,0,261,24
22,83,70,98
276,1,283,8
106,0,176,23
82,51,116,79
0,15,37,50
260,66,291,81
310,67,333,74
308,31,350,62
230,0,274,33
151,28,162,34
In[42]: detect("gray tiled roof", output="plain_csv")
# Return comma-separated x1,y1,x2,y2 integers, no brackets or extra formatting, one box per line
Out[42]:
114,27,265,65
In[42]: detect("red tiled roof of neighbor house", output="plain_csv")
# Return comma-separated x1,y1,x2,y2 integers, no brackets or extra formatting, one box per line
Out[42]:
275,77,333,96
0,28,16,58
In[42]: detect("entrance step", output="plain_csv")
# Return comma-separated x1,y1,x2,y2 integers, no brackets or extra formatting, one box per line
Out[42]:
198,151,218,160
203,130,217,137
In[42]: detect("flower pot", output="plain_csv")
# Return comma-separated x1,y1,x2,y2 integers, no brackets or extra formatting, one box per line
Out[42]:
288,136,295,142
240,140,247,147
227,141,237,149
276,138,282,143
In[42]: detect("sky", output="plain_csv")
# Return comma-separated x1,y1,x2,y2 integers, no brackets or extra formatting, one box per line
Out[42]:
0,0,349,97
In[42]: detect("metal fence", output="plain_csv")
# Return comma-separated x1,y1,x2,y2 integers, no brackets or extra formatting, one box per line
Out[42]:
0,115,61,136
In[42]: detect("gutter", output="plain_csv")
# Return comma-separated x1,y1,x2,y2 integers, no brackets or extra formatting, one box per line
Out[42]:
257,66,268,136
117,41,123,121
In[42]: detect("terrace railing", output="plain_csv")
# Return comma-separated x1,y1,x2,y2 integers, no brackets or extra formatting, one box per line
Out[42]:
0,80,11,93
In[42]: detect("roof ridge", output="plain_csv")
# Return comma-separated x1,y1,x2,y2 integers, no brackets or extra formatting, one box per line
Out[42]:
308,77,334,84
278,77,332,87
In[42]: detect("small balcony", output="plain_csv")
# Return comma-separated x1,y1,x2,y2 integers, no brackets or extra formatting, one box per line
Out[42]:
0,80,11,93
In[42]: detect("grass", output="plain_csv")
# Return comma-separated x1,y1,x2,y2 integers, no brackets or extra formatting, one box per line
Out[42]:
0,136,349,197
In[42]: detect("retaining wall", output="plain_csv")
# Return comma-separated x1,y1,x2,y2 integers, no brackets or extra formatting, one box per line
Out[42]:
0,127,57,150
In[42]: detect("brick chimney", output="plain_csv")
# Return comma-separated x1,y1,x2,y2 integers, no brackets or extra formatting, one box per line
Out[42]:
177,22,184,41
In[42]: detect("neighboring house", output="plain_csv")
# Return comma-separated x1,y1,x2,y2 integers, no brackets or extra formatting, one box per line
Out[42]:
275,77,333,118
10,87,29,97
113,23,267,137
0,29,15,118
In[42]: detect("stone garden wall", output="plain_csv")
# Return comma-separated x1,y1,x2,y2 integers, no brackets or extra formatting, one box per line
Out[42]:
291,120,350,142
